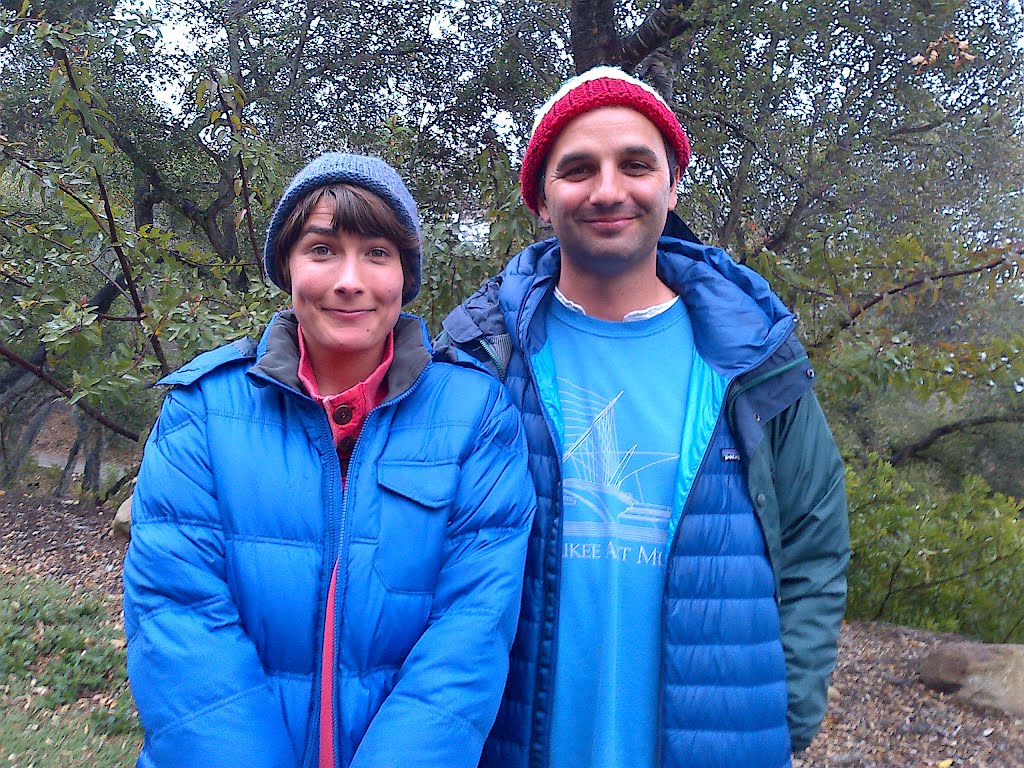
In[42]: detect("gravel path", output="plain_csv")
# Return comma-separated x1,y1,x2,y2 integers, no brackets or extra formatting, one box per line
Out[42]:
799,622,1024,767
1,488,1022,766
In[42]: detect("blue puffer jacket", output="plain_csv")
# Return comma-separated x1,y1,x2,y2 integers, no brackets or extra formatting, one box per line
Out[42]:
123,312,536,768
439,215,849,767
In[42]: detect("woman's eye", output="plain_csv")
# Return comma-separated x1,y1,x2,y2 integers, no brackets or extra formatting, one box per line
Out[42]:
311,244,331,257
368,247,392,260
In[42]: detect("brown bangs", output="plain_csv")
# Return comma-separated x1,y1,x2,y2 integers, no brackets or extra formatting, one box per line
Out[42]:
273,184,418,293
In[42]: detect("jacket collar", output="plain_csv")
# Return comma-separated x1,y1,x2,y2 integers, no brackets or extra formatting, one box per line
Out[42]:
493,228,798,379
250,310,432,401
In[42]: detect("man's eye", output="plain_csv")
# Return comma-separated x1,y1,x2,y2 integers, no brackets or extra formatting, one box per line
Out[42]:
624,161,652,173
560,166,590,180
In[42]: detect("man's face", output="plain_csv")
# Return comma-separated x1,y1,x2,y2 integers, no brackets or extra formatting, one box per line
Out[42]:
538,106,679,280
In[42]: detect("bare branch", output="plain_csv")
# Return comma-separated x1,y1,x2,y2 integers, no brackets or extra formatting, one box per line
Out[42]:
890,412,1024,466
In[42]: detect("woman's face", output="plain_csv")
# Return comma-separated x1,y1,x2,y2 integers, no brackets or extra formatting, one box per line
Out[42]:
288,199,404,393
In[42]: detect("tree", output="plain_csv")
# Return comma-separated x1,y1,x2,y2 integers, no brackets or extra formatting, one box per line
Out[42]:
1,0,1023,638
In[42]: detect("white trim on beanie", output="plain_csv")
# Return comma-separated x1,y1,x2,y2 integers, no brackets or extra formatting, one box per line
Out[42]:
531,66,670,135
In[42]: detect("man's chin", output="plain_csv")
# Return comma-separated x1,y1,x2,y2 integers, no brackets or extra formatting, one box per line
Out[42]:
564,246,654,278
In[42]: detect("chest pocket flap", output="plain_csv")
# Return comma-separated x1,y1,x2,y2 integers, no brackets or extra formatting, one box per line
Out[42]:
374,460,460,593
376,460,460,508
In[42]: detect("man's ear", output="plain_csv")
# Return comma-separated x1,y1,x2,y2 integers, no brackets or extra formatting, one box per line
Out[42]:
538,195,552,224
668,166,682,209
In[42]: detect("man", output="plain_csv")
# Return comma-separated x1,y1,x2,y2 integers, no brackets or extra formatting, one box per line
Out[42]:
438,66,849,768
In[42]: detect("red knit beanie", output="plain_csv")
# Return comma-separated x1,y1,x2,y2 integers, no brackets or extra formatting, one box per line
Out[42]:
519,66,691,216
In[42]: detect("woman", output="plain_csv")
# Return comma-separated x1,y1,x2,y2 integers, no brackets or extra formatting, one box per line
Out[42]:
123,153,535,768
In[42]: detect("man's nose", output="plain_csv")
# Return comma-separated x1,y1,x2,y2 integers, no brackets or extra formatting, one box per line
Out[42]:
589,167,627,206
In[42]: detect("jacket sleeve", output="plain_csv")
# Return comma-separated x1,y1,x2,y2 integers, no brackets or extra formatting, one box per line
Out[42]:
350,382,535,768
123,386,294,768
769,390,850,752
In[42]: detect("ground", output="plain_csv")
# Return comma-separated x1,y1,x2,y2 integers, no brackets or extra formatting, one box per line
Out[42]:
1,487,1022,767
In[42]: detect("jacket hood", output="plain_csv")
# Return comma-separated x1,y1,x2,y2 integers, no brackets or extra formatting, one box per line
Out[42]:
446,224,797,380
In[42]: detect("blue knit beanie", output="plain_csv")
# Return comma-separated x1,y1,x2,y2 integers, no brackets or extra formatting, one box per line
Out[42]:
263,152,422,305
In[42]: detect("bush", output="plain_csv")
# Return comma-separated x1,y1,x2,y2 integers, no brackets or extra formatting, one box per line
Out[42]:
846,454,1024,642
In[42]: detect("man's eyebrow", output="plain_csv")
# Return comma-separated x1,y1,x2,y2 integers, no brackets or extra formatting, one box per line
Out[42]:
552,145,662,171
552,151,594,171
621,145,660,162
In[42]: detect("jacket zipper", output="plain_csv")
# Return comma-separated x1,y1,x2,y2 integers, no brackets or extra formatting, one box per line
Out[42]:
527,354,564,768
478,337,508,380
242,386,339,768
322,364,430,768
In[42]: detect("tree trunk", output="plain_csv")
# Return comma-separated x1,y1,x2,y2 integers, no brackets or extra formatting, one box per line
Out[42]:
81,423,106,499
570,0,622,72
57,432,84,497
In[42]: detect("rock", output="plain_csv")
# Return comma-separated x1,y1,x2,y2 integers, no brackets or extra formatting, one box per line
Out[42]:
830,751,868,767
919,641,1024,718
112,493,132,540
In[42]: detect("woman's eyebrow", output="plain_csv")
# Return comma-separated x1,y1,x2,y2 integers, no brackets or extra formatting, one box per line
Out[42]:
299,225,336,237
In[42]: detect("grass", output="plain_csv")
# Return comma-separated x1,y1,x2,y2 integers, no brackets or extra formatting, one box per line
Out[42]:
0,572,141,767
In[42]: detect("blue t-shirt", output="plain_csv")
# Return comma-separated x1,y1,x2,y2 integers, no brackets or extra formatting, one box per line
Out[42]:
546,296,694,767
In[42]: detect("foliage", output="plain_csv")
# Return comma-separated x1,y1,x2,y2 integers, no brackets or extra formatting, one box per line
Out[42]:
0,573,140,745
1,0,1024,644
0,1,558,451
1,10,282,490
846,454,1024,642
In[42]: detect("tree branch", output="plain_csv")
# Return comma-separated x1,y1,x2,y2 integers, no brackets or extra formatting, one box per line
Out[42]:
809,246,1021,350
97,313,145,322
56,49,171,376
887,80,1007,139
619,0,696,70
0,343,140,442
763,193,811,252
288,0,318,90
213,74,265,281
718,29,783,248
890,412,1024,466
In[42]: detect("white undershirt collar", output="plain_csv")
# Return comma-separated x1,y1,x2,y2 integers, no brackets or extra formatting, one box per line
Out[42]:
553,286,679,322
